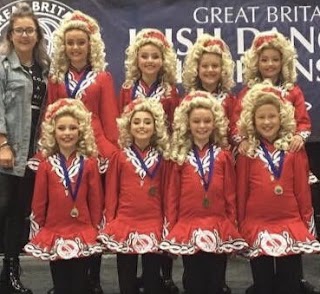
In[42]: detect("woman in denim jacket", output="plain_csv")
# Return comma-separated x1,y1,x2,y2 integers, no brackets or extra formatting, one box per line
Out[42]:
0,2,50,294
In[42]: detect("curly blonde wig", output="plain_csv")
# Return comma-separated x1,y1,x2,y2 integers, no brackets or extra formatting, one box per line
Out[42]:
117,97,170,159
40,98,97,157
182,34,235,93
171,90,228,164
123,28,177,95
238,82,296,157
242,30,297,90
50,10,106,82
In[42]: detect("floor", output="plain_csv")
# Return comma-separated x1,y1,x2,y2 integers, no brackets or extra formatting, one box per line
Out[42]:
12,253,320,294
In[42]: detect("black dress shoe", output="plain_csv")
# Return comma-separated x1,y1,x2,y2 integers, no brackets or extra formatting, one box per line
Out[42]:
300,279,320,294
90,282,104,294
221,284,232,294
162,278,179,294
245,284,255,294
47,287,54,294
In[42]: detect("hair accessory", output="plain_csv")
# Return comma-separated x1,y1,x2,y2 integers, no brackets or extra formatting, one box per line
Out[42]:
69,13,96,33
262,87,285,101
124,98,144,114
253,34,277,50
183,91,210,102
143,30,169,48
45,99,74,120
203,39,225,51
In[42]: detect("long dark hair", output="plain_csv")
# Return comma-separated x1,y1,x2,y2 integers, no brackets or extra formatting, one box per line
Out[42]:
2,2,50,71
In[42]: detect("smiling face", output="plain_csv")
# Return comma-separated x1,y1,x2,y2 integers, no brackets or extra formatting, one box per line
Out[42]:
54,115,80,157
254,103,281,143
65,29,90,70
130,110,155,149
10,17,38,58
198,52,222,92
258,48,282,83
189,107,215,148
137,43,163,83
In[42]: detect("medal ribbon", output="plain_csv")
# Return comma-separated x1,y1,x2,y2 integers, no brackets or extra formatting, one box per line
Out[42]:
65,67,91,98
60,154,84,202
193,145,214,192
131,79,160,100
260,142,285,179
131,146,162,179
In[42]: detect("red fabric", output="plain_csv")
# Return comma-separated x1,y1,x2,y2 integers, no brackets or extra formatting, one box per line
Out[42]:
236,142,320,257
161,146,247,255
25,153,104,260
98,147,169,254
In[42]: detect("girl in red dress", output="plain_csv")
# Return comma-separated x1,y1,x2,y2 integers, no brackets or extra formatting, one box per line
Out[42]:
24,99,104,294
98,98,170,294
236,82,320,294
119,28,180,127
46,11,119,293
160,90,247,294
233,31,311,154
119,28,180,292
182,33,237,293
48,10,119,158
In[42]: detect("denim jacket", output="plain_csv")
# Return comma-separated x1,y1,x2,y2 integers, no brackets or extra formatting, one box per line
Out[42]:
0,50,48,177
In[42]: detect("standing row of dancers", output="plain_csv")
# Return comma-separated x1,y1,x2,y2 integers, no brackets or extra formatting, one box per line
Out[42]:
0,2,318,294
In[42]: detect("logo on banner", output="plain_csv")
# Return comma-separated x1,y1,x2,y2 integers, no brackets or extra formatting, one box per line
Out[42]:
0,0,74,55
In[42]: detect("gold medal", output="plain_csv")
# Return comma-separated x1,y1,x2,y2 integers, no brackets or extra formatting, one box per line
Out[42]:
148,186,157,196
202,197,210,208
274,185,283,195
70,207,79,218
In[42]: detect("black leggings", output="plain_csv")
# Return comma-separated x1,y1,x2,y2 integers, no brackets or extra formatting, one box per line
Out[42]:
50,257,89,294
250,254,301,294
182,252,226,294
117,253,162,294
0,171,34,257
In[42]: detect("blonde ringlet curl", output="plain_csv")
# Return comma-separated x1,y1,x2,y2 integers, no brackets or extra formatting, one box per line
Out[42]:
238,82,296,157
242,30,297,90
123,28,177,96
40,98,97,157
171,91,228,165
117,98,170,159
182,34,235,93
50,10,107,82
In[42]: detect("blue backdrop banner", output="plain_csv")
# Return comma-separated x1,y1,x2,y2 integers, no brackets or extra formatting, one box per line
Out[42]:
0,0,319,141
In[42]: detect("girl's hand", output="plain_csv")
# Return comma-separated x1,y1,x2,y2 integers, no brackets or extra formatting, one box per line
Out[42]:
0,146,14,168
238,139,249,155
289,135,305,152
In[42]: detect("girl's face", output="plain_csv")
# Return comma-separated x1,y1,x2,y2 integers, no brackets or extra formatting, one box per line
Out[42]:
130,111,155,148
55,115,80,156
137,44,163,82
258,48,282,83
198,53,222,92
65,29,90,69
189,107,215,147
254,103,281,143
10,17,38,58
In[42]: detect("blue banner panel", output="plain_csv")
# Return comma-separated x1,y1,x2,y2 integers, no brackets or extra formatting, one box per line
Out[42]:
0,0,319,141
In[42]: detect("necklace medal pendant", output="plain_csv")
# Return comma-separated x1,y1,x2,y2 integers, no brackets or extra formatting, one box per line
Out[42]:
70,207,79,218
148,186,157,196
274,185,283,195
202,196,209,208
140,179,144,187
